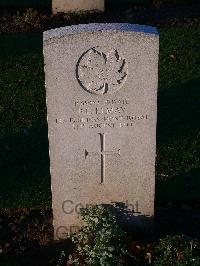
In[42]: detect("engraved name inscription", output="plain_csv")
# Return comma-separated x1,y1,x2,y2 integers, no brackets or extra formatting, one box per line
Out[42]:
56,98,149,130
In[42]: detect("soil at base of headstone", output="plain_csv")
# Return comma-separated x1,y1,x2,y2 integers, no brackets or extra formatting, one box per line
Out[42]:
0,5,200,33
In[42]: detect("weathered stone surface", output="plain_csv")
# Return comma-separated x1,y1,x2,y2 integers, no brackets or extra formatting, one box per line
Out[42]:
52,0,104,14
43,23,159,239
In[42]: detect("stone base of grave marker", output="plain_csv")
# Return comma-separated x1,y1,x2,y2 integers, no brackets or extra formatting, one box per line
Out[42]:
43,24,159,239
52,0,104,14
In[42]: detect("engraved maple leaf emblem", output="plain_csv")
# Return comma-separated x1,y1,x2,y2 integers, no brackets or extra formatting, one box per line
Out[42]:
77,48,128,95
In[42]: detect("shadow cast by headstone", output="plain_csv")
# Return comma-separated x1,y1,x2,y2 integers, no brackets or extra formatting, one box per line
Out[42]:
102,202,154,239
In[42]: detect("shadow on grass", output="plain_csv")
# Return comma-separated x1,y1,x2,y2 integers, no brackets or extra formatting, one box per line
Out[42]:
155,77,200,237
0,240,72,266
0,33,42,61
156,77,200,203
157,78,200,144
0,207,74,266
0,125,51,208
156,168,200,205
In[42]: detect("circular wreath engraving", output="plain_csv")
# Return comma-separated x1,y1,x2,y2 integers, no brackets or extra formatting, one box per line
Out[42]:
76,47,128,95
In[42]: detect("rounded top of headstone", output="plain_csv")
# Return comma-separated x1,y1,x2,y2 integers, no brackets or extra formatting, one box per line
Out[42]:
43,23,158,42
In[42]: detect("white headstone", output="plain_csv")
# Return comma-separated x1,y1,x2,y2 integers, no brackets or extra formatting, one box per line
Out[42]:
52,0,104,14
43,23,159,239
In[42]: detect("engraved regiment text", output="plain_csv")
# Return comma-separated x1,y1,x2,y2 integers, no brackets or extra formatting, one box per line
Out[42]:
56,98,149,130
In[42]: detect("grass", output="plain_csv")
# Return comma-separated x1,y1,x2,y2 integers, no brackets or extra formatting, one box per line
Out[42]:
0,26,200,208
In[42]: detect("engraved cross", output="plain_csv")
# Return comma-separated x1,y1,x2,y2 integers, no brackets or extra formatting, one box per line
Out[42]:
85,133,120,184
